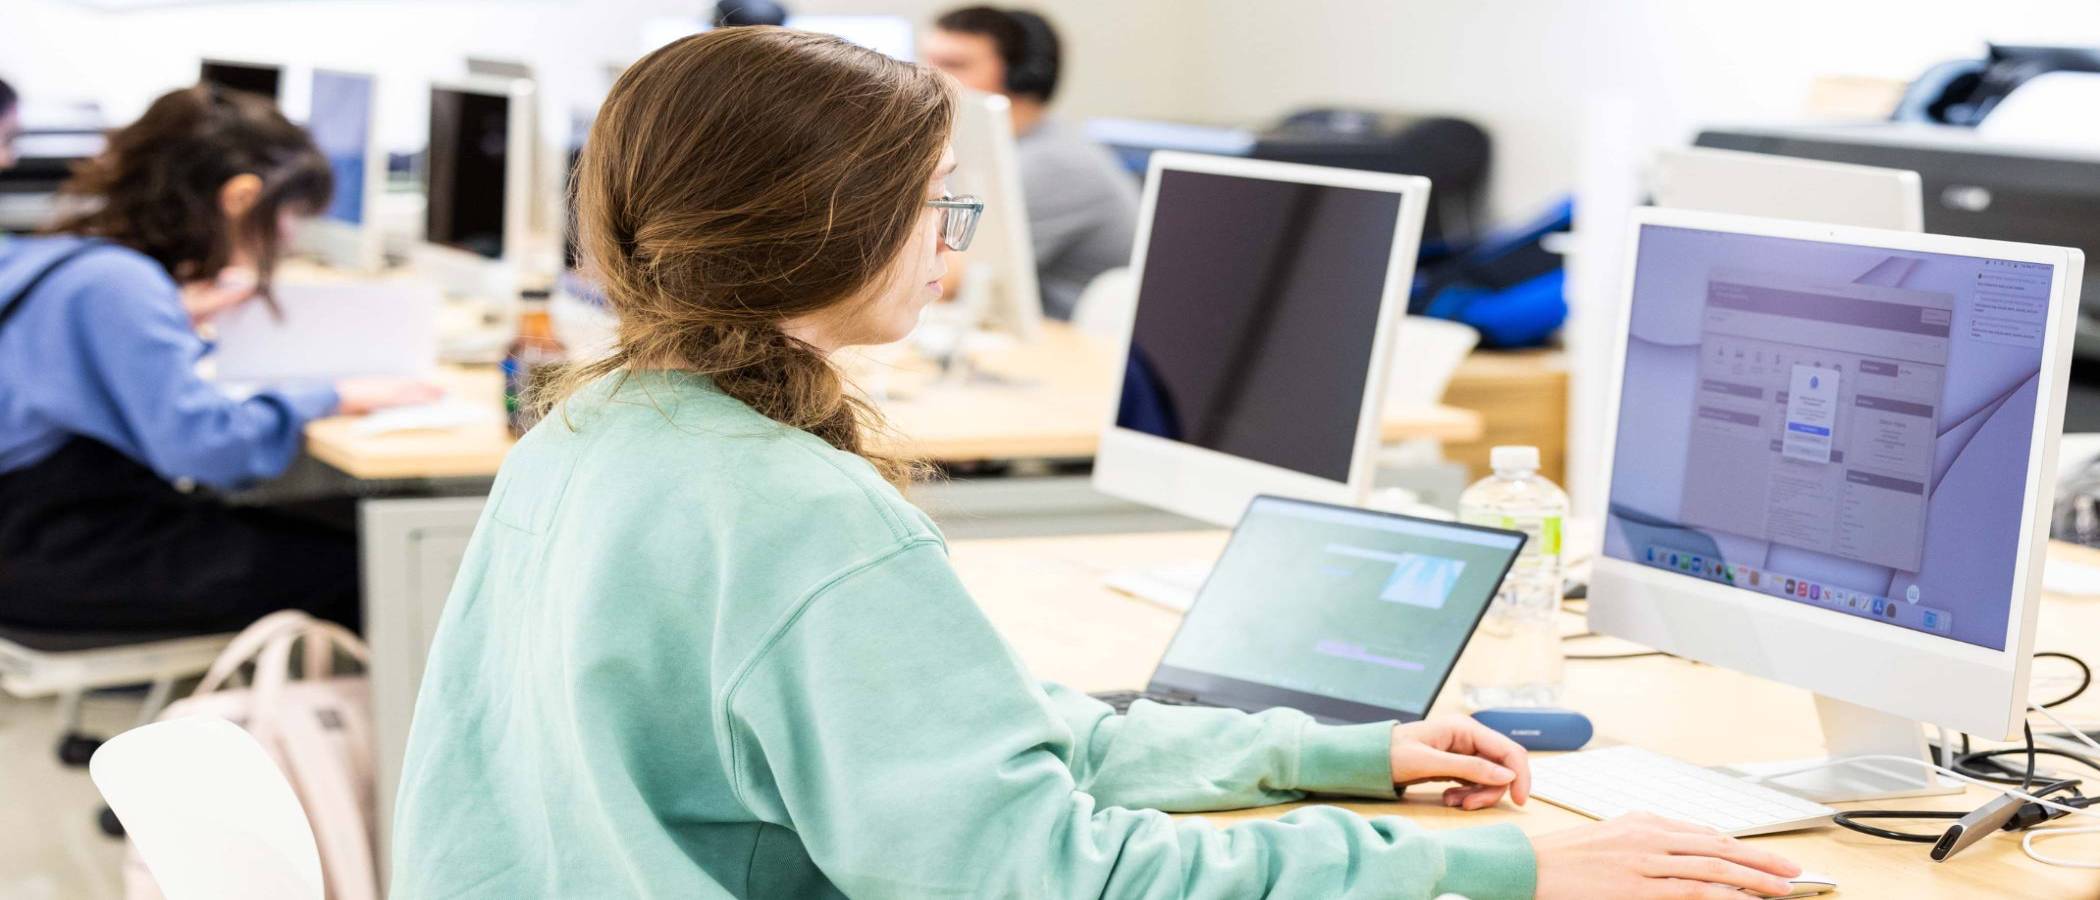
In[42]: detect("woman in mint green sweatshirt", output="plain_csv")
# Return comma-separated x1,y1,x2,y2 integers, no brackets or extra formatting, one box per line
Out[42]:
390,26,1802,900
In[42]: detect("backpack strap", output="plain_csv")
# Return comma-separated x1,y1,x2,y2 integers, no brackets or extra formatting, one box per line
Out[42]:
0,240,110,337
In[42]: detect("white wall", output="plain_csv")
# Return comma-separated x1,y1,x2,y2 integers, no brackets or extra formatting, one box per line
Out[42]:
12,0,2097,217
0,0,1206,154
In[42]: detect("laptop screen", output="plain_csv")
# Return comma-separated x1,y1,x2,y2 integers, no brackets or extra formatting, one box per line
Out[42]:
1153,496,1526,722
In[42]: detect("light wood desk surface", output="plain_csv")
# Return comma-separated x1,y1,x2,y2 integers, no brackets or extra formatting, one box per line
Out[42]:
303,322,1485,480
946,531,2100,898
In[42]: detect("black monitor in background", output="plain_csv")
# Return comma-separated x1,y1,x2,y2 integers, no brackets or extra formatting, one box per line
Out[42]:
424,86,511,260
1115,168,1405,483
1694,124,2100,356
199,60,282,101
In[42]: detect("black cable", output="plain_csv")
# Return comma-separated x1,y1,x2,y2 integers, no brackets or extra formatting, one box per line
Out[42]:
1836,723,2092,847
2035,651,2092,709
1953,747,2100,786
1832,809,1964,843
2027,722,2038,792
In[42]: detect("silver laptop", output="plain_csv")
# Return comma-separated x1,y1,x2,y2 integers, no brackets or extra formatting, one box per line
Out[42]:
1092,495,1526,723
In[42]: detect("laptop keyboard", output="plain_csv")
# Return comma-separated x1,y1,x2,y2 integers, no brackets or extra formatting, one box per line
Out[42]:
1090,690,1214,715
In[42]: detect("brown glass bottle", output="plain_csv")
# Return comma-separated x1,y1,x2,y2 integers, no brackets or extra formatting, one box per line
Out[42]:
502,298,566,437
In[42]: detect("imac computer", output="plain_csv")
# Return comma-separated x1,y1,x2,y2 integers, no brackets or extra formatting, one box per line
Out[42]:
948,90,1041,341
199,58,283,102
1590,206,2084,802
1651,147,1924,233
299,69,385,271
1093,152,1429,528
415,77,536,300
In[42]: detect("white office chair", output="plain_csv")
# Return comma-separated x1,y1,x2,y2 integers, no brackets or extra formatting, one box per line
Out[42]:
0,624,238,766
89,717,324,900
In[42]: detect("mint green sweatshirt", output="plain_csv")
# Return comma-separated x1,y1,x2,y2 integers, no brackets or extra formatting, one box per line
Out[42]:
390,372,1537,899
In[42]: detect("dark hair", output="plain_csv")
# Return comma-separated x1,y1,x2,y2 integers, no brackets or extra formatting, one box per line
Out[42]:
50,84,331,297
555,27,954,487
933,6,1061,101
0,76,16,115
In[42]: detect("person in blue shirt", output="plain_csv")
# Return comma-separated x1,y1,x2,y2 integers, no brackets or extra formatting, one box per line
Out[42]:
0,84,435,633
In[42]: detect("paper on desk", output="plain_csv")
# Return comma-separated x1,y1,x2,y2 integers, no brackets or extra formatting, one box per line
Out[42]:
210,281,440,385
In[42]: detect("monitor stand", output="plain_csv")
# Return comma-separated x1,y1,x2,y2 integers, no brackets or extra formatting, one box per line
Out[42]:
1716,694,1961,804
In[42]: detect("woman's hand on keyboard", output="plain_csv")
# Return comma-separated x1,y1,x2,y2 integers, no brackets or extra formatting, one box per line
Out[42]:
1533,812,1802,899
1389,715,1531,810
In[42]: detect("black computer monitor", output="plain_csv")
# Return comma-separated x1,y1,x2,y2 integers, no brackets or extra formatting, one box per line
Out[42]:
424,85,514,260
199,60,282,101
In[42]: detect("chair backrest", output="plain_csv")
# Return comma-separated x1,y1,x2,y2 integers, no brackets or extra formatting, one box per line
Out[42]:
90,717,324,900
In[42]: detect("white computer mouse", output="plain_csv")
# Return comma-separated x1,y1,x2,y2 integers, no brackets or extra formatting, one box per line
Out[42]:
1769,872,1837,898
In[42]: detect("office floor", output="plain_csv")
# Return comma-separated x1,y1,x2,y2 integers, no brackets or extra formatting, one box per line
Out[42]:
0,691,130,900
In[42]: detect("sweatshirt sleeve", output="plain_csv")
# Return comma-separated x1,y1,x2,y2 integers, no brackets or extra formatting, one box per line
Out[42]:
723,539,1537,899
1040,682,1404,811
53,253,337,489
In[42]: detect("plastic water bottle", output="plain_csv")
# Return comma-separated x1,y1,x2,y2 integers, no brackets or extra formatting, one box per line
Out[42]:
1458,445,1567,708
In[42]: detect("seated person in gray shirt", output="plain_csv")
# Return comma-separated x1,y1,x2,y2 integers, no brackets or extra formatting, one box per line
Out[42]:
923,7,1138,321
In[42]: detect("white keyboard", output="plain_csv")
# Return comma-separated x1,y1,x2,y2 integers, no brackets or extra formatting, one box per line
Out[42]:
1531,746,1836,837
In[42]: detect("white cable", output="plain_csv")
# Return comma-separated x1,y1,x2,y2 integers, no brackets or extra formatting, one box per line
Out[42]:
2032,703,2100,757
2025,827,2100,868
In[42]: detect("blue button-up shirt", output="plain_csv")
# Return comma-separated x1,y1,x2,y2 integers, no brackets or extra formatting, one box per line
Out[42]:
0,236,338,490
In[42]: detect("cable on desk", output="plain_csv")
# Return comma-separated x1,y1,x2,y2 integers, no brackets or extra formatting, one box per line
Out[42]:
1833,723,2069,843
1560,630,1671,661
2035,651,2093,709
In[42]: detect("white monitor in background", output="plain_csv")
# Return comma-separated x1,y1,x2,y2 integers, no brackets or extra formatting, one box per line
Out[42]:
1093,152,1428,527
1652,147,1925,232
784,15,914,61
298,69,385,271
948,91,1041,341
1594,206,2084,802
413,77,536,300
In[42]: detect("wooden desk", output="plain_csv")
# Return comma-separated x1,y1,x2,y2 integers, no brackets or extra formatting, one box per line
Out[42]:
303,322,1485,476
947,532,2100,898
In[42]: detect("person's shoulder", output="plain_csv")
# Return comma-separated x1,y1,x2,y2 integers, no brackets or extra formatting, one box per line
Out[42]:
1019,120,1136,196
0,238,177,329
554,372,939,546
48,239,173,289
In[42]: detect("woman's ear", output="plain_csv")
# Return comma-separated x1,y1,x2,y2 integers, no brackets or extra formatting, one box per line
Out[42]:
218,172,263,220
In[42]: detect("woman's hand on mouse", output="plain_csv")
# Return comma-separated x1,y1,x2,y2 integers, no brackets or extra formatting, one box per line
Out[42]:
1389,715,1531,809
1533,812,1803,899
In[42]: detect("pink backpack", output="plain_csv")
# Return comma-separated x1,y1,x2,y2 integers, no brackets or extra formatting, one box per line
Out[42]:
123,610,378,900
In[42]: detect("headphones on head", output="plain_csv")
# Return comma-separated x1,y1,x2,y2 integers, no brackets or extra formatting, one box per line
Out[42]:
1000,9,1060,102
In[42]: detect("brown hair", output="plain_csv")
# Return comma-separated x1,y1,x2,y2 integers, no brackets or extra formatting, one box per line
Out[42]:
555,27,955,487
52,84,332,298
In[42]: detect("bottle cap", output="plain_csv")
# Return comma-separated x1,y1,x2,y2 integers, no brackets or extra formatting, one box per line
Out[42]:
1490,445,1540,472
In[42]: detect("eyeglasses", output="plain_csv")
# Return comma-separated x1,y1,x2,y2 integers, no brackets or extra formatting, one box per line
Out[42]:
928,194,984,252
